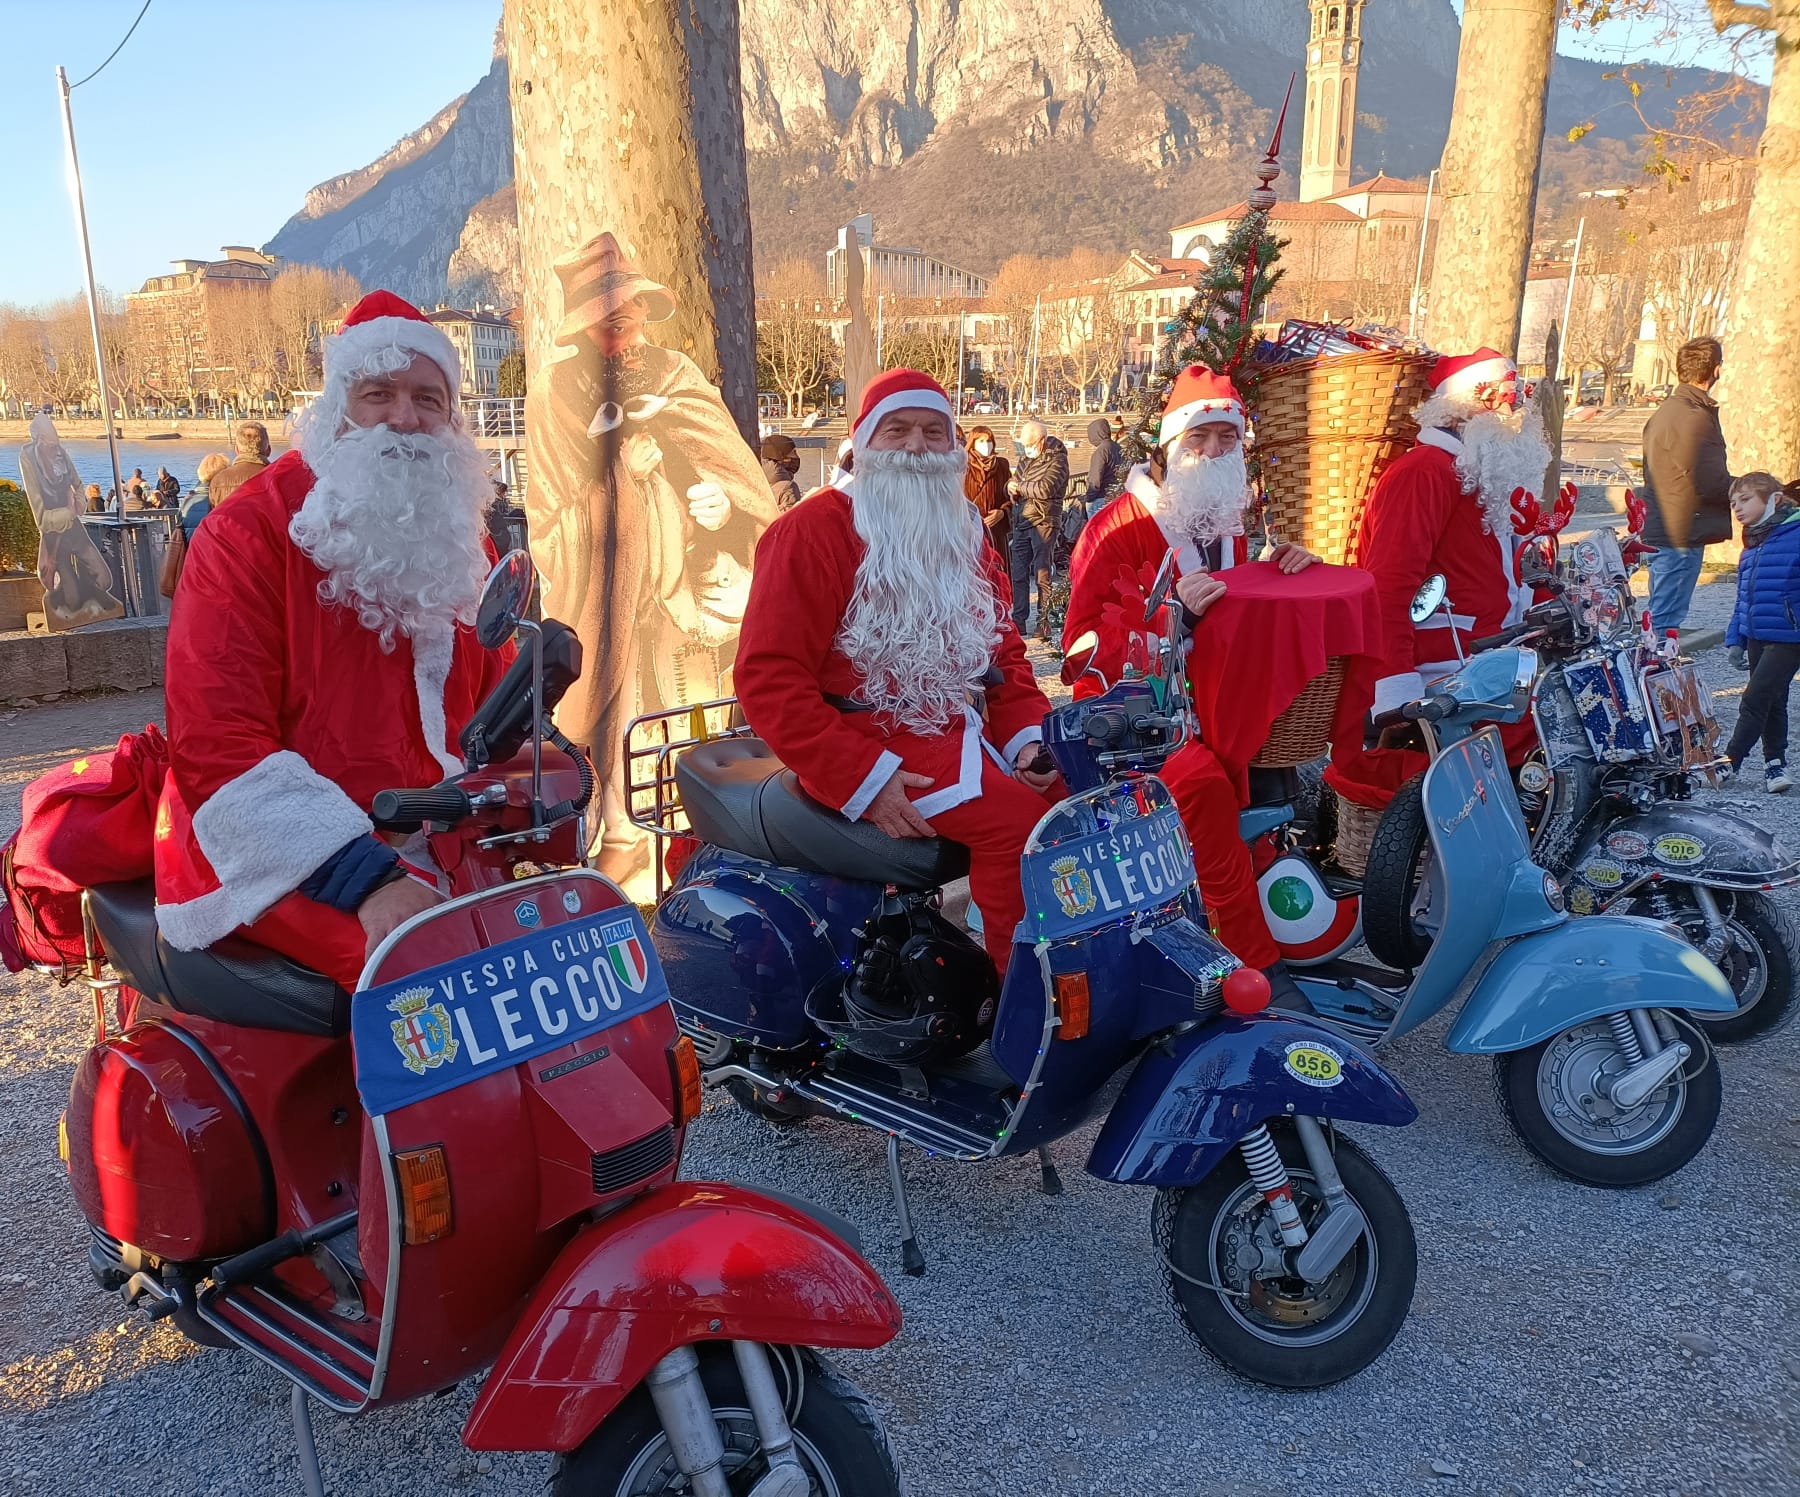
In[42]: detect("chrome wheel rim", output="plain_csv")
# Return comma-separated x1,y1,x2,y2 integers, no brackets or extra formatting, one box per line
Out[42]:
614,1410,841,1497
1534,1021,1685,1155
1206,1167,1377,1348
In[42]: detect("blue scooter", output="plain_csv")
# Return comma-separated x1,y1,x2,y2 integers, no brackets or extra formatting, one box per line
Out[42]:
627,557,1420,1389
1280,575,1737,1187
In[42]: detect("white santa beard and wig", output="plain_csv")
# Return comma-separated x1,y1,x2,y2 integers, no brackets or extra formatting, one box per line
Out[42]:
1415,391,1553,535
837,444,1003,735
1158,443,1250,544
288,420,493,652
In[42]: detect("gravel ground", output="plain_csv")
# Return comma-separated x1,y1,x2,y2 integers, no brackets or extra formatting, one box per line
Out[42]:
2,615,1798,1497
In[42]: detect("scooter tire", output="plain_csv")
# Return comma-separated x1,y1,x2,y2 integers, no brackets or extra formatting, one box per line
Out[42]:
1673,889,1800,1044
1494,1027,1723,1188
1359,773,1433,971
1152,1128,1417,1390
725,1076,815,1126
551,1345,901,1497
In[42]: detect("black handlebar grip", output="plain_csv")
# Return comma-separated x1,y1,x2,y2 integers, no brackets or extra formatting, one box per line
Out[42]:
211,1228,308,1287
371,785,474,830
1409,694,1457,723
1369,705,1410,733
1471,624,1529,651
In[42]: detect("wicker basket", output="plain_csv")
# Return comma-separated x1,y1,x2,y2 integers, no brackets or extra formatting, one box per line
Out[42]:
1252,657,1346,768
1334,797,1382,878
1251,349,1435,564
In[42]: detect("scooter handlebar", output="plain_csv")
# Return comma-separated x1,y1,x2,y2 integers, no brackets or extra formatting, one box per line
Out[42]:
1471,622,1535,651
371,784,474,831
1368,692,1457,735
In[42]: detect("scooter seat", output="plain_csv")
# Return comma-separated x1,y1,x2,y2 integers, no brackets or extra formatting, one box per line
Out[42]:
86,880,350,1038
1246,766,1301,808
676,739,970,890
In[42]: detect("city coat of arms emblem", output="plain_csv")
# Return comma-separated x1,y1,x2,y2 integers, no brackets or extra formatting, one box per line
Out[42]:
1049,855,1096,919
388,986,461,1076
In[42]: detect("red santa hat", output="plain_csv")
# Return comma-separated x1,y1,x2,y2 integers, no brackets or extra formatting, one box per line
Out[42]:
323,290,462,400
1429,347,1517,406
852,367,954,453
1158,366,1245,450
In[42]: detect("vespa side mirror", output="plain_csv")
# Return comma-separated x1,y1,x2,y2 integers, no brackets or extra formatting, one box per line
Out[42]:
1143,549,1177,625
1061,630,1103,687
1409,574,1448,626
476,550,536,649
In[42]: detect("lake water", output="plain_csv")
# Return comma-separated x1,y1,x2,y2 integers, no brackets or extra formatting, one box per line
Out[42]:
0,437,289,494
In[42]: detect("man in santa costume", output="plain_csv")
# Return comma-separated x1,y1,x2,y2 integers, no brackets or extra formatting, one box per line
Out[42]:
1061,365,1318,1000
734,369,1058,970
155,290,511,988
1325,347,1551,811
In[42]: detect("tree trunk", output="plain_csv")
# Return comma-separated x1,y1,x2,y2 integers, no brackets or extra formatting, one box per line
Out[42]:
1425,0,1558,356
1715,0,1800,474
505,0,769,896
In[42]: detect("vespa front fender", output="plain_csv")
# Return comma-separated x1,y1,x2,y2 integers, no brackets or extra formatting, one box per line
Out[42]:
1567,804,1800,897
1085,1015,1417,1189
462,1181,901,1452
1445,916,1735,1056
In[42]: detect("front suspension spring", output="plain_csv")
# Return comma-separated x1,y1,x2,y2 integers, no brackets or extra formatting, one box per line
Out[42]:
1239,1125,1308,1247
1607,1010,1645,1066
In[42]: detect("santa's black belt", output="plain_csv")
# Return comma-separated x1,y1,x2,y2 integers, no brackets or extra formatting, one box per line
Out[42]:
824,689,990,717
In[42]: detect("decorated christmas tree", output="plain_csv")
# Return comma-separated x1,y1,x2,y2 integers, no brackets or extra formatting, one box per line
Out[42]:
1116,83,1294,478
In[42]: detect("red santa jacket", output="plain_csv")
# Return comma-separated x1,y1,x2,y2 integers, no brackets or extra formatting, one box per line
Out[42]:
1355,433,1530,714
734,486,1049,821
155,451,509,956
1062,464,1248,698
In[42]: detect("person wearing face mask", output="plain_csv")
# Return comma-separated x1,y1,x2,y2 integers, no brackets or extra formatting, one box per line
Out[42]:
964,424,1012,560
1008,418,1067,639
1720,471,1800,791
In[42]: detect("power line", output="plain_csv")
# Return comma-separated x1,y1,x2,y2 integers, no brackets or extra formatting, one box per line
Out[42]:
70,0,154,89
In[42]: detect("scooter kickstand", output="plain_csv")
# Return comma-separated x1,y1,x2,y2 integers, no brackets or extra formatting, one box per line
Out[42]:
291,1385,327,1497
1036,1145,1065,1197
886,1134,926,1277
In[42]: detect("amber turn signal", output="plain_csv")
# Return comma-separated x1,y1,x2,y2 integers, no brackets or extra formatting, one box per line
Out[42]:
671,1035,704,1125
393,1145,453,1245
1053,971,1091,1041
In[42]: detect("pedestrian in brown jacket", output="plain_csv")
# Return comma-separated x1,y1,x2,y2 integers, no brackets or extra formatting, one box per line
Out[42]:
207,421,273,509
964,424,1011,560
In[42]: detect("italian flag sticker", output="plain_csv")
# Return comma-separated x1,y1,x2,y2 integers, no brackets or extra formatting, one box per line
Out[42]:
604,925,650,993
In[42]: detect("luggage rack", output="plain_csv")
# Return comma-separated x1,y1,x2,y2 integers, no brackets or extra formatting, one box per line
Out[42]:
623,697,754,899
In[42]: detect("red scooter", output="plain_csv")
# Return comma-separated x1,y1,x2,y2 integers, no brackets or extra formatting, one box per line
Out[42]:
60,554,905,1496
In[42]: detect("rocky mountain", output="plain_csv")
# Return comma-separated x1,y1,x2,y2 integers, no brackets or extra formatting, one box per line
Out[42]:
261,1,1756,303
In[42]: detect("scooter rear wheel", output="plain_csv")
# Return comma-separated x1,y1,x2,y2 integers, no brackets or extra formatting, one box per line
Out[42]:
1152,1127,1416,1389
1494,1017,1722,1187
551,1345,900,1497
1359,773,1433,971
1665,889,1799,1044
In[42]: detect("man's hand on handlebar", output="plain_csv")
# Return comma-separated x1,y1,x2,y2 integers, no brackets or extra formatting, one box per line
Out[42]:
1014,743,1059,792
864,767,937,838
358,876,445,960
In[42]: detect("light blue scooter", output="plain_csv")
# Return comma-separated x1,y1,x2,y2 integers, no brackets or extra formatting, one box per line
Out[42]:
1287,582,1736,1187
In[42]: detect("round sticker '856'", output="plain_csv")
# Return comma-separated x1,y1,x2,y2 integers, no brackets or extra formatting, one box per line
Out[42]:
1283,1041,1344,1087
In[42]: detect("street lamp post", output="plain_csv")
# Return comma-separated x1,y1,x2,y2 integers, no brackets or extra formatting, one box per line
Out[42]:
1408,167,1439,342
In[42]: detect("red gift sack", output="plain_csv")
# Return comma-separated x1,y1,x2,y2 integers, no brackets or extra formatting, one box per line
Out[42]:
1,725,169,973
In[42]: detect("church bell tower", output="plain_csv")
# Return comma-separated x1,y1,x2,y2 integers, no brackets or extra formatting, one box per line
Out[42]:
1300,0,1365,203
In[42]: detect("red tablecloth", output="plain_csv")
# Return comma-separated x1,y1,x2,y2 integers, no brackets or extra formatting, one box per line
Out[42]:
1185,560,1381,798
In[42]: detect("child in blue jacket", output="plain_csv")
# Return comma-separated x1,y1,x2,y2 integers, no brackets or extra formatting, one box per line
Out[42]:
1722,471,1800,791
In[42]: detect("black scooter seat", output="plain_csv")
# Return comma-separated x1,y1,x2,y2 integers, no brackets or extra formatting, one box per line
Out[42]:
87,880,350,1038
676,739,970,890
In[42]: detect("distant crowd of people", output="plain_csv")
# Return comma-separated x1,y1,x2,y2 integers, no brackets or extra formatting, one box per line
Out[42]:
80,421,274,545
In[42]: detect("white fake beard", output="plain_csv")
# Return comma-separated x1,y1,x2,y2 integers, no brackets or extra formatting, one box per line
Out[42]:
289,423,493,651
838,446,1002,735
1454,406,1553,535
1159,444,1249,546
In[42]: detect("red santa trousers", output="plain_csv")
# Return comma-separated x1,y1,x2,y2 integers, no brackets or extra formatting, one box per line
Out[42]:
1159,741,1280,971
925,760,1063,972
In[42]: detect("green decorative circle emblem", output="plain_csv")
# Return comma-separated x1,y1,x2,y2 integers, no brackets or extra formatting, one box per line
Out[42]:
1268,874,1315,922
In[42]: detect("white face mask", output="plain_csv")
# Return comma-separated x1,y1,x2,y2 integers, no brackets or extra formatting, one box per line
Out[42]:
974,440,992,457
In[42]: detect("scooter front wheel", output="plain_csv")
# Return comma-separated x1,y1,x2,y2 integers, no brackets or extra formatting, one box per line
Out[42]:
552,1345,900,1497
1152,1127,1417,1389
1495,1016,1723,1187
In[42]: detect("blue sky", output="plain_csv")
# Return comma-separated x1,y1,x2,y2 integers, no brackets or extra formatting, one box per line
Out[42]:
0,0,498,307
0,1,1768,309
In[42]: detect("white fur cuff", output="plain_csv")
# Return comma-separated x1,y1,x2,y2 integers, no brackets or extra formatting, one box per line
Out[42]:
1002,726,1043,766
157,750,373,950
842,750,903,822
1371,672,1426,717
